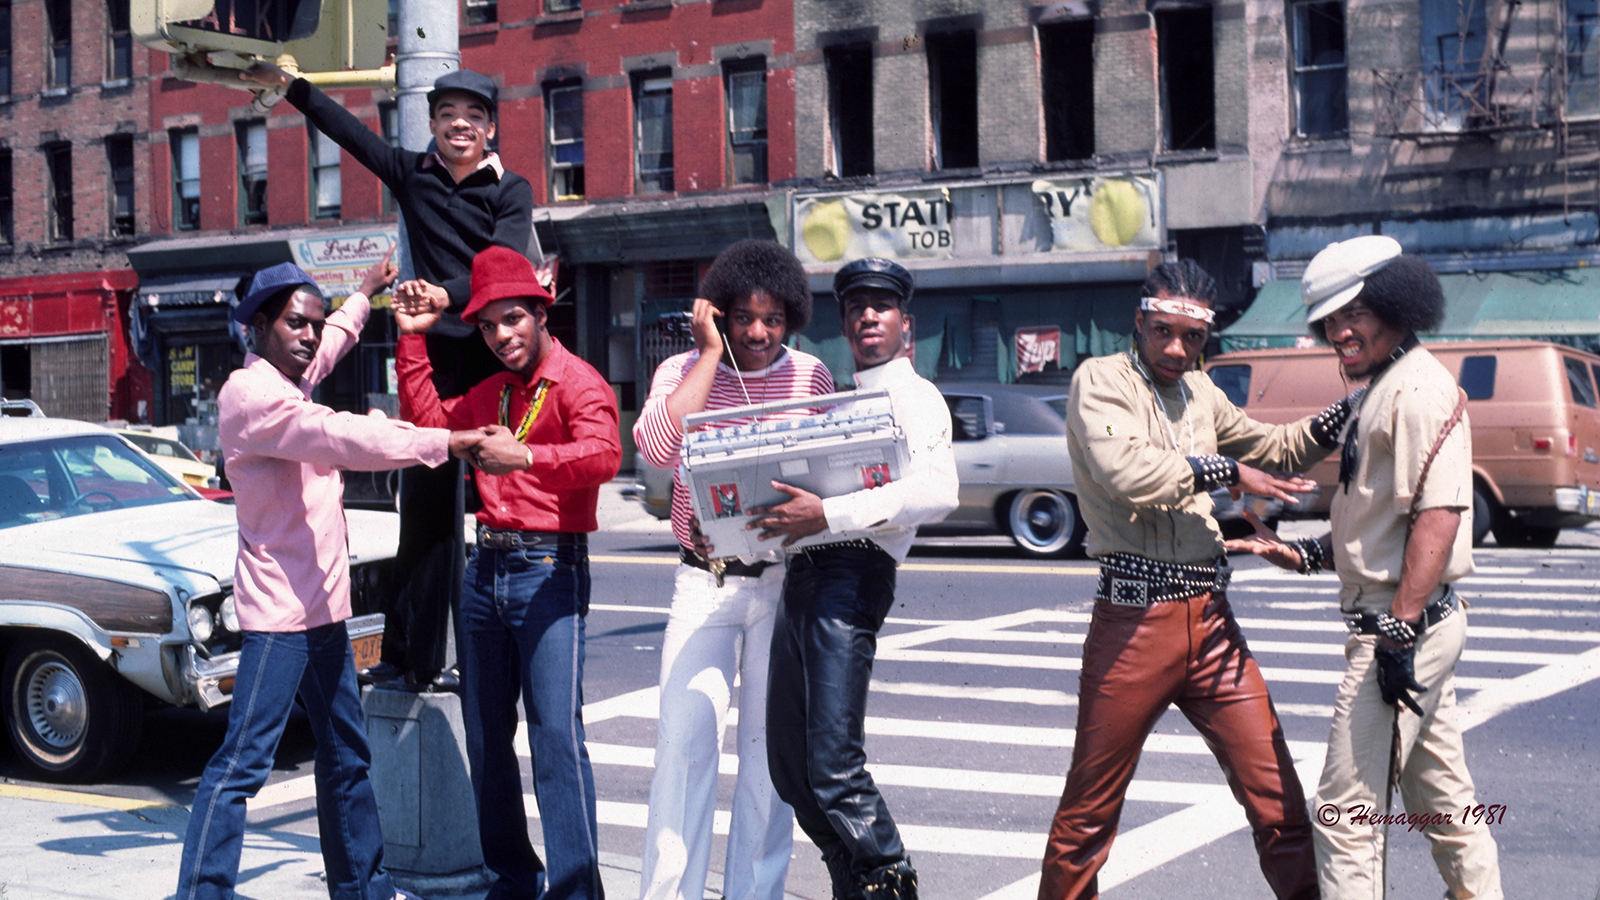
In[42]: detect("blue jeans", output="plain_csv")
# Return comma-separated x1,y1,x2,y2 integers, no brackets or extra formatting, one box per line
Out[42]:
177,622,394,900
460,541,603,900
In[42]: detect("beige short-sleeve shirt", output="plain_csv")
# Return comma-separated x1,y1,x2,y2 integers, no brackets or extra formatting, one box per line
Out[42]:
1330,346,1474,610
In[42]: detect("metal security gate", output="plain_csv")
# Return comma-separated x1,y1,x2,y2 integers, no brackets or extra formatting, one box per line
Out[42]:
30,334,109,422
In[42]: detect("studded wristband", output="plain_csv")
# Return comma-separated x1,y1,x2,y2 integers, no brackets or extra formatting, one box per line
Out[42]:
1189,454,1240,493
1310,387,1367,449
1376,611,1418,646
1292,537,1326,575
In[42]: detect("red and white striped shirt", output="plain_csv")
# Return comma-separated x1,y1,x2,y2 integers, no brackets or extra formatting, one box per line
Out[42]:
634,347,835,551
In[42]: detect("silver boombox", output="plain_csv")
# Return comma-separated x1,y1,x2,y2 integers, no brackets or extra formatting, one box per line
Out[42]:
681,389,910,559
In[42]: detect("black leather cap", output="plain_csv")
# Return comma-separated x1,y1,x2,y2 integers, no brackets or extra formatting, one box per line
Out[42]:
427,69,497,116
833,258,914,305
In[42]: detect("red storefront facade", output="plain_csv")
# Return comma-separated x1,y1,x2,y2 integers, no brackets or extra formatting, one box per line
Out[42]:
0,270,150,422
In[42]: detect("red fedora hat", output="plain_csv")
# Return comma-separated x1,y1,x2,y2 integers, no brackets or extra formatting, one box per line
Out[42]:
461,246,554,324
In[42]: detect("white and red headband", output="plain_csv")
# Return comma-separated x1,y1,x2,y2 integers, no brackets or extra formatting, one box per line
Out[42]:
1139,296,1216,325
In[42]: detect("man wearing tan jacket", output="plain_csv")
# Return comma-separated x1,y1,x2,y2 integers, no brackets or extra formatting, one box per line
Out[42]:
1039,260,1359,900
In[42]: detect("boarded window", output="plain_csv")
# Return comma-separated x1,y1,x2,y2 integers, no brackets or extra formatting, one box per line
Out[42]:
1157,6,1216,151
825,43,874,177
1039,20,1095,161
926,30,979,170
29,335,109,422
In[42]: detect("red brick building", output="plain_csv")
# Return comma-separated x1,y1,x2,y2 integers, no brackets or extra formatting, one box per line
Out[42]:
126,0,796,448
0,0,153,422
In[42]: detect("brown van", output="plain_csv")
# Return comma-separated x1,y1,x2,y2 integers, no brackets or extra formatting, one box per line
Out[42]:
1205,340,1600,547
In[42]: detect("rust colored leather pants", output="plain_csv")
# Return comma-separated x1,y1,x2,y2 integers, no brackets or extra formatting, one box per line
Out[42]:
1038,590,1319,900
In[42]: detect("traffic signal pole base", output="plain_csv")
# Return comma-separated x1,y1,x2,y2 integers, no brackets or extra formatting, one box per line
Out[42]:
363,685,491,887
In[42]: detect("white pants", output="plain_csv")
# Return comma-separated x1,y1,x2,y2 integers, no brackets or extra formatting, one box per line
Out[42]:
1315,606,1503,900
640,563,795,900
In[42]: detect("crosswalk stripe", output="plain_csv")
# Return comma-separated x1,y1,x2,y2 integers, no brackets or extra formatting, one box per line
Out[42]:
936,629,1583,663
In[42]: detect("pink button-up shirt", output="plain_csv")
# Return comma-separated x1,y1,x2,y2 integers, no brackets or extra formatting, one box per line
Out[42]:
219,294,451,632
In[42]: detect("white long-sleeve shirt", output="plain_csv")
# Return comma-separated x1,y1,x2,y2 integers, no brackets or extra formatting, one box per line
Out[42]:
821,357,959,563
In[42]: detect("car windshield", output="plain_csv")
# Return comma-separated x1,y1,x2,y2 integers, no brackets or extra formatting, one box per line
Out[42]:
0,434,198,529
122,432,201,462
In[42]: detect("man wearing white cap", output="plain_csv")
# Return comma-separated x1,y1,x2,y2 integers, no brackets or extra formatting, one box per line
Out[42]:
1228,235,1502,899
1040,260,1359,900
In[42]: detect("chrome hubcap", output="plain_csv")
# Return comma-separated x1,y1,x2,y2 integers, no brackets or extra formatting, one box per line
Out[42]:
26,660,86,749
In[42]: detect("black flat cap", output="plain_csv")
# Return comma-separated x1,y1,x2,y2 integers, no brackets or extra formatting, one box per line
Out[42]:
427,69,497,115
833,258,914,304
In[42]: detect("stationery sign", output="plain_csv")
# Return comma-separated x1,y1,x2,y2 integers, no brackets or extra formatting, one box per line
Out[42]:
1030,175,1162,251
795,189,955,263
1015,326,1062,374
291,229,398,302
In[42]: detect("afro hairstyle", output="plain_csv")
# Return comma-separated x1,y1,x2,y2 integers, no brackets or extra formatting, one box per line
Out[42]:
1311,254,1445,341
698,239,814,333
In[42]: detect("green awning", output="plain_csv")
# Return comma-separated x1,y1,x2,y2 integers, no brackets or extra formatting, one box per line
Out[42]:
1222,268,1600,352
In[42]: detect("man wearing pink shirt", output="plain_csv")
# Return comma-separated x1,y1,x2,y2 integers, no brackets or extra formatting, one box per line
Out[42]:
176,259,483,900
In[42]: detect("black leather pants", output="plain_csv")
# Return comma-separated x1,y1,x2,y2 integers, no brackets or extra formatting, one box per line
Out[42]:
766,545,909,899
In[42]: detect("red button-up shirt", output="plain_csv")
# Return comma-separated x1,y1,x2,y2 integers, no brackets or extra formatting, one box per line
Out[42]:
396,333,621,532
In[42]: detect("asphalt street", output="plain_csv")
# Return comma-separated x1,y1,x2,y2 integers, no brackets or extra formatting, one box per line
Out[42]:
2,495,1599,899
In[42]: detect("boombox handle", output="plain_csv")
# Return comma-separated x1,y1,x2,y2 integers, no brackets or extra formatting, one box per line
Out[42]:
682,389,892,433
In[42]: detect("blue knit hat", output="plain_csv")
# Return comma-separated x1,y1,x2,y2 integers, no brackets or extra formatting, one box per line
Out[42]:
234,262,322,324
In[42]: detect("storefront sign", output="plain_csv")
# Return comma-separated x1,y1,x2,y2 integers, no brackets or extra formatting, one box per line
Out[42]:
291,229,399,302
795,190,954,263
169,345,197,394
1031,175,1161,251
1015,326,1062,374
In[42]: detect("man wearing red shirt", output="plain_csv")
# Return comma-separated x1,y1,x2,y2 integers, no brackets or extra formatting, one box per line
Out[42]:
395,246,621,900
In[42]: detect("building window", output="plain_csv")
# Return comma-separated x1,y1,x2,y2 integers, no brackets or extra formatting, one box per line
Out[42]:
45,0,70,88
1157,6,1216,151
1567,0,1599,118
464,0,497,26
724,60,768,185
379,101,399,213
107,0,132,81
547,83,585,200
107,135,135,236
44,142,73,242
310,127,341,218
1039,20,1095,161
237,120,268,226
825,42,874,177
1,2,14,96
1289,1,1349,137
926,30,979,170
387,0,398,36
1420,0,1488,129
171,127,200,231
0,151,12,244
633,71,674,194
546,0,580,11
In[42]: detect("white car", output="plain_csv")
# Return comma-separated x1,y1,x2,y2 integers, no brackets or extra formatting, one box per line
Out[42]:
0,418,394,782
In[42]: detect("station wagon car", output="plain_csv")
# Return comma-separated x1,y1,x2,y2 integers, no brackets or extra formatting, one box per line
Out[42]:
0,418,393,782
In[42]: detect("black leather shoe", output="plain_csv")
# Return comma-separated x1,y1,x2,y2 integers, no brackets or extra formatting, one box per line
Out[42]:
430,667,461,693
359,661,405,686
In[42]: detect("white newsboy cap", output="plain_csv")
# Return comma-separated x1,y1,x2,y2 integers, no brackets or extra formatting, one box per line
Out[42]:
1302,235,1403,323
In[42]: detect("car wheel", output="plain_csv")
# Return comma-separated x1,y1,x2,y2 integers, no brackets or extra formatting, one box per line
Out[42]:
2,638,143,783
1470,487,1493,547
1006,490,1087,558
1522,525,1562,547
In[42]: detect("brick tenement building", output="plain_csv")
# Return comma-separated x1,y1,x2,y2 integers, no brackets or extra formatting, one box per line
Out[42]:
0,0,152,421
126,0,796,455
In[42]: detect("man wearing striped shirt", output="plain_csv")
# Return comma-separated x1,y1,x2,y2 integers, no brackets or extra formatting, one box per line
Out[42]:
633,240,834,900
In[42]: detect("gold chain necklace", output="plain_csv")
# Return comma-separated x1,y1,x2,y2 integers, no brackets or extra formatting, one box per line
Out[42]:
499,379,552,441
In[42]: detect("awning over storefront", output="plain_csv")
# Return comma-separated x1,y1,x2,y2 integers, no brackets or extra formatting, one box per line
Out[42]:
136,274,247,309
1222,268,1600,351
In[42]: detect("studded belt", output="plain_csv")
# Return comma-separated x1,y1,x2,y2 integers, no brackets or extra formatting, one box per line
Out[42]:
477,526,586,552
1095,552,1231,607
1344,589,1458,636
679,547,776,585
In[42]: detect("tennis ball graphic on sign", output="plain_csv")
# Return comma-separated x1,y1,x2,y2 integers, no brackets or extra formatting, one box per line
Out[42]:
1088,180,1147,248
802,201,850,262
